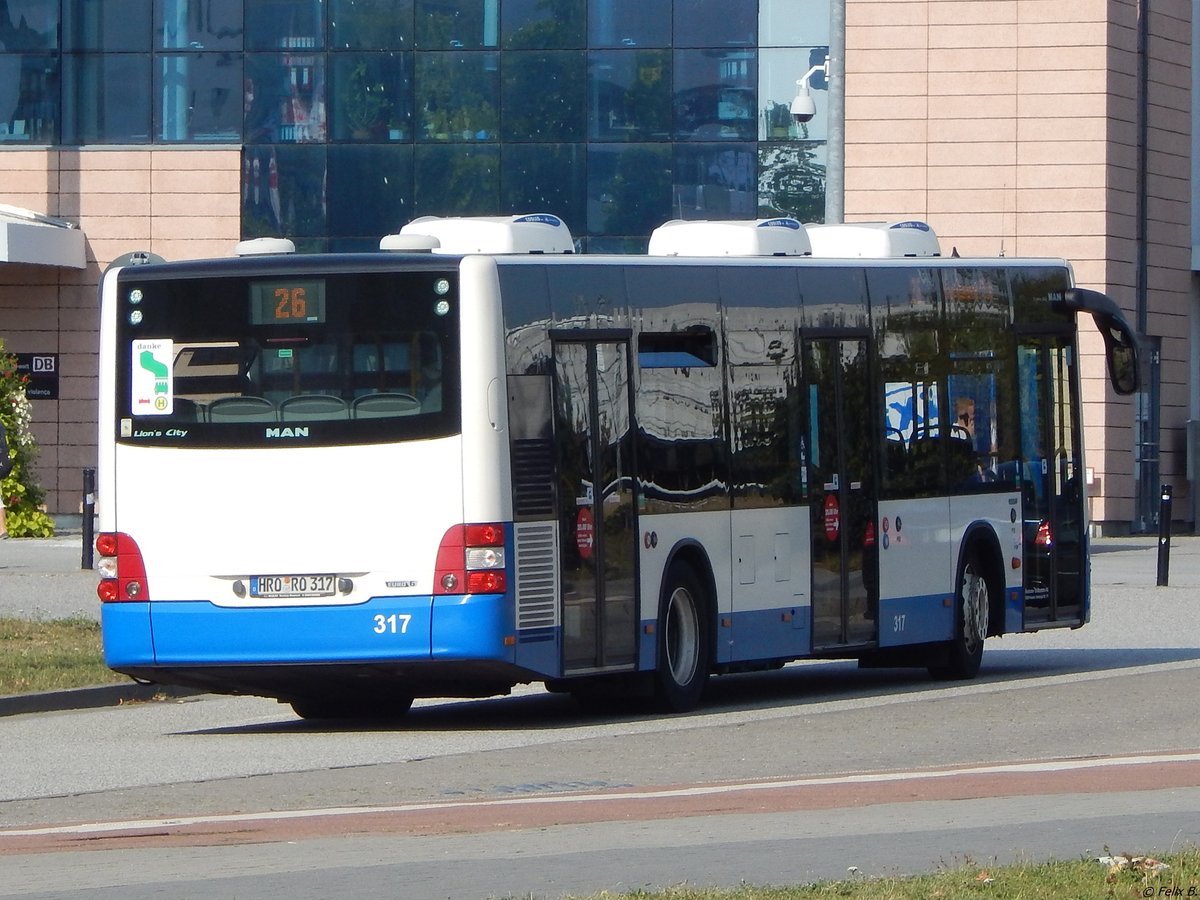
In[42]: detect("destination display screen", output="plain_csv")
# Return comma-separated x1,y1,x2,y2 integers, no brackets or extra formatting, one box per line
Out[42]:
249,280,327,325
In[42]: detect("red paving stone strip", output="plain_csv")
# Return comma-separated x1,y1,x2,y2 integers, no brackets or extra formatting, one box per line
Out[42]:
3,752,1199,855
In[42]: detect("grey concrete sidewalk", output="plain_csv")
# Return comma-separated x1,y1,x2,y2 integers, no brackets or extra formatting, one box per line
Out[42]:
0,533,202,714
0,532,100,623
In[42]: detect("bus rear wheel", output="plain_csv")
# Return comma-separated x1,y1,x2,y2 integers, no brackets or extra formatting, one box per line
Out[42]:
653,563,710,712
929,552,989,680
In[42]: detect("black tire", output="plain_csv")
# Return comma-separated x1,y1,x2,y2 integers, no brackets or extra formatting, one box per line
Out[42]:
290,693,414,721
653,562,711,712
929,551,989,680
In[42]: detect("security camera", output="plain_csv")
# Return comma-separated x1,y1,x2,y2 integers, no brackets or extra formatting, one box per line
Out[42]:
790,91,816,124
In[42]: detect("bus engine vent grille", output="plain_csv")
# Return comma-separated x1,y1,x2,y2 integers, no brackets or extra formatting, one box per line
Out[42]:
515,521,559,632
512,438,555,516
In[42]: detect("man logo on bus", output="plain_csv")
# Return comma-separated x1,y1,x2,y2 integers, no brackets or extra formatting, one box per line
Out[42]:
266,427,310,438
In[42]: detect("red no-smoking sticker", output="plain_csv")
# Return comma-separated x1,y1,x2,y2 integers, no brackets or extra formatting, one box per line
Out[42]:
823,493,840,541
576,507,594,558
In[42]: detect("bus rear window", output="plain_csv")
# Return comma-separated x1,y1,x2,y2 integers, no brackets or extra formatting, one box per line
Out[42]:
116,268,459,447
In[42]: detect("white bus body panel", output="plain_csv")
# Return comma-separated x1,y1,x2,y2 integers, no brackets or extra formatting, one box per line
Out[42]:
457,256,513,523
109,438,464,604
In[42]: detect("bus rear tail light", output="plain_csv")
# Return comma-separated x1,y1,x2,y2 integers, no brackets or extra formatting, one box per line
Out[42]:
434,523,507,595
96,532,151,602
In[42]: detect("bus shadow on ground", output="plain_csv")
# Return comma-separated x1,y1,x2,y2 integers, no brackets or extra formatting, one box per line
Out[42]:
196,646,1200,736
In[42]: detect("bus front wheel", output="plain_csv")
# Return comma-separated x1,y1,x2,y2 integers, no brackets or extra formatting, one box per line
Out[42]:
653,563,711,712
929,551,989,680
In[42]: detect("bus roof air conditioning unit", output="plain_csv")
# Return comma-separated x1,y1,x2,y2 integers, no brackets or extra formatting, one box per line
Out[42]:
234,237,297,257
805,221,941,258
647,218,812,257
393,213,575,255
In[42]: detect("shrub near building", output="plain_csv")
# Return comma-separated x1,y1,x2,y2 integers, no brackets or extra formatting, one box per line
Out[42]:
0,342,54,538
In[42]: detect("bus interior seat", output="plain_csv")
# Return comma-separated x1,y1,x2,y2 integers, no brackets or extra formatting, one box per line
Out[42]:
352,393,420,418
208,396,278,422
280,395,350,421
172,398,205,421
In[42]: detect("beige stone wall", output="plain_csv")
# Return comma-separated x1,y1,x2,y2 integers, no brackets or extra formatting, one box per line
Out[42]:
844,0,1192,531
0,149,241,516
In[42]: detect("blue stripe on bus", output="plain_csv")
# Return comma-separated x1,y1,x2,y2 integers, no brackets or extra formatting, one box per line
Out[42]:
101,603,155,667
115,594,514,666
877,594,954,647
727,607,812,661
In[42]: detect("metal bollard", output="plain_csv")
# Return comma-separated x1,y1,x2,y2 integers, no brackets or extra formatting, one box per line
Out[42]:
81,467,96,571
1156,483,1172,586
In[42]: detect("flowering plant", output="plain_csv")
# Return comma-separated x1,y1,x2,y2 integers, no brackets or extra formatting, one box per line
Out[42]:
0,340,55,537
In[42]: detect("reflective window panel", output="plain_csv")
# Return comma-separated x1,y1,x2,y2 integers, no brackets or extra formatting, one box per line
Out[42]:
327,143,414,237
587,49,670,142
0,0,60,51
244,52,327,142
156,0,243,50
673,143,756,219
501,51,584,141
760,0,830,47
415,51,498,141
586,143,670,237
414,144,500,214
156,53,242,141
759,46,828,141
329,52,412,141
587,0,670,48
500,142,585,229
758,141,826,223
329,0,414,49
501,0,583,50
415,0,498,49
63,0,152,51
62,53,151,143
673,0,755,48
674,49,756,141
241,144,327,236
0,54,58,143
245,0,324,50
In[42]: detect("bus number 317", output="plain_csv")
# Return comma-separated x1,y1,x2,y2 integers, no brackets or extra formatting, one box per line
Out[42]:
374,613,412,634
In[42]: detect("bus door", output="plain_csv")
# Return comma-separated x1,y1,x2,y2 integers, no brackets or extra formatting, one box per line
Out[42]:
551,334,639,673
1018,337,1084,624
803,336,879,649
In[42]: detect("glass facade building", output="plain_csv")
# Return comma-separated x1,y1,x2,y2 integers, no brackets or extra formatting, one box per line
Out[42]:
0,0,832,250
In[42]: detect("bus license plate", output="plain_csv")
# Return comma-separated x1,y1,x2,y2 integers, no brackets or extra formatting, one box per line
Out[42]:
250,574,336,599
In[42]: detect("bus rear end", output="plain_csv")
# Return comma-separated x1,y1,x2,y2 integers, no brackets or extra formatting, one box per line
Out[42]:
96,253,520,716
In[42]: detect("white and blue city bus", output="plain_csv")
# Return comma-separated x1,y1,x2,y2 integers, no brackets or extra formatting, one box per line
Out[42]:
96,215,1138,719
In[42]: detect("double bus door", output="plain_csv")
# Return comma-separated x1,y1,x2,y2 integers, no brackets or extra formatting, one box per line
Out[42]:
551,334,639,673
803,335,879,649
1018,336,1084,625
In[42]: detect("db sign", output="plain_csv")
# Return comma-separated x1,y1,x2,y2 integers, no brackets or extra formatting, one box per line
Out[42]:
14,353,59,400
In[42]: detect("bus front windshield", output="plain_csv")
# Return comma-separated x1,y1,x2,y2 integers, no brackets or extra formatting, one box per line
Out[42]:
114,267,460,447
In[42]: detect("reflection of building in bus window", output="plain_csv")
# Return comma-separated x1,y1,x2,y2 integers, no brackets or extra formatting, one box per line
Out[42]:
417,362,441,411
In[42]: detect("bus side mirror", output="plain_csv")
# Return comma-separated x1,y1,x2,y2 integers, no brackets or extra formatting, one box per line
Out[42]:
1099,318,1139,395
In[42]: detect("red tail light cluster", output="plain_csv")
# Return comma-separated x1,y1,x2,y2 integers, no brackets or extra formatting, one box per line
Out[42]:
434,523,507,595
96,532,151,602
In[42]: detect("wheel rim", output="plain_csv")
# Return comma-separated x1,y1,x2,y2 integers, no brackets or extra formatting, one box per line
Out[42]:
961,563,988,654
664,586,700,686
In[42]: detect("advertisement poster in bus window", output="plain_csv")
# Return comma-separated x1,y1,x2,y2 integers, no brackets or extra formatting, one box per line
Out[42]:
884,381,939,442
131,339,174,416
